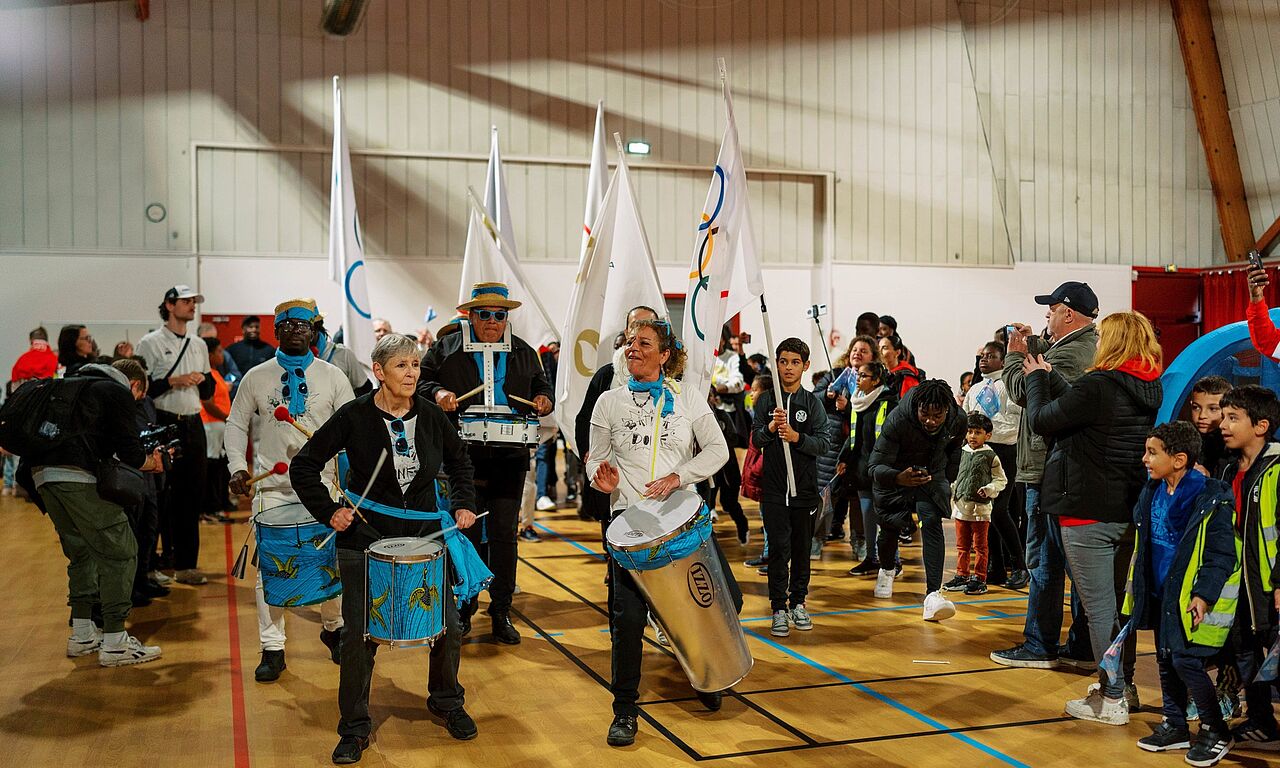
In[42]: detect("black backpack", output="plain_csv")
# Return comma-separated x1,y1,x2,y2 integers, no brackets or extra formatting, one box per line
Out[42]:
0,377,94,457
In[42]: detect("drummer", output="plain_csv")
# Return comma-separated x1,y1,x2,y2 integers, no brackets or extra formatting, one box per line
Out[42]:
586,319,731,747
419,282,553,645
226,298,355,682
292,333,485,763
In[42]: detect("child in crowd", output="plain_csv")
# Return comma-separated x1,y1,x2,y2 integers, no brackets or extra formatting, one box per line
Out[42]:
1216,385,1280,752
701,388,750,544
942,412,1007,596
1190,376,1231,476
838,360,898,576
751,338,830,638
1127,422,1238,767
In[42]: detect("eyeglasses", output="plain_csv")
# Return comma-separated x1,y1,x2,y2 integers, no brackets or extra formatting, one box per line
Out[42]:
854,372,876,380
279,371,308,400
277,319,313,333
390,418,409,456
474,310,508,322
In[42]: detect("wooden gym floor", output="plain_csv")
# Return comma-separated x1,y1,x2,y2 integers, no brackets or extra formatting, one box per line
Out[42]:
2,491,1269,768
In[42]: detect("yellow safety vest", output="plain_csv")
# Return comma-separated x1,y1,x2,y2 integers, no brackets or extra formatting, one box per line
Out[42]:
850,400,889,452
1247,464,1280,630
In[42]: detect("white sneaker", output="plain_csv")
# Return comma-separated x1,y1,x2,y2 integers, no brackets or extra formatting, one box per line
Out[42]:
922,591,956,622
646,613,670,647
873,568,895,599
148,570,173,586
99,635,163,667
1088,681,1140,711
67,629,103,657
1,486,15,497
535,496,556,512
1065,687,1130,725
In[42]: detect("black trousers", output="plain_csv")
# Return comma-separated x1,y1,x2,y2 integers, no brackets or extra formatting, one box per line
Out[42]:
127,491,159,593
461,456,525,616
761,501,815,610
335,547,463,738
610,560,649,716
985,442,1024,578
1232,617,1280,732
877,497,947,594
1160,650,1226,731
158,412,207,571
697,456,748,535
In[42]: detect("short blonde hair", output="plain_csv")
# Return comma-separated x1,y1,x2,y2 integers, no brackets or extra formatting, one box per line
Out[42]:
1092,311,1161,372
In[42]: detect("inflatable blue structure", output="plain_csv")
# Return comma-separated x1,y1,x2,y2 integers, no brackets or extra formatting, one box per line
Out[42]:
1159,308,1280,423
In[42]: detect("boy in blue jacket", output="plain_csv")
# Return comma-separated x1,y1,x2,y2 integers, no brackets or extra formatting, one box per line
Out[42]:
1128,421,1239,767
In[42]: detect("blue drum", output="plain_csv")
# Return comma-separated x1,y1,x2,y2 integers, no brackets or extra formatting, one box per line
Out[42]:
254,502,343,607
365,537,447,648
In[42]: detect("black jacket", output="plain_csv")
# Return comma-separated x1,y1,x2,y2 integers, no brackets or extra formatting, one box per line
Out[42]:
418,330,554,461
225,338,276,376
576,362,615,460
22,365,144,475
291,394,477,552
868,386,965,524
812,369,849,494
1026,368,1162,523
751,387,831,508
838,388,899,492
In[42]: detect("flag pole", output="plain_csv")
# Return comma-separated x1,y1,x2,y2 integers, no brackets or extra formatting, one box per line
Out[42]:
759,294,797,497
465,186,561,342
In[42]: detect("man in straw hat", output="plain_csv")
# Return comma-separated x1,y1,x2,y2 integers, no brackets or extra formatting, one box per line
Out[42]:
420,282,553,645
226,298,355,682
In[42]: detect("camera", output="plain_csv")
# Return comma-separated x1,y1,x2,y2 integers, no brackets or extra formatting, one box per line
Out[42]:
806,303,828,319
140,423,183,471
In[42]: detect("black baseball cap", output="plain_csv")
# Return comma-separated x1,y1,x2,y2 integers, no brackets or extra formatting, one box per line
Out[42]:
1034,281,1098,318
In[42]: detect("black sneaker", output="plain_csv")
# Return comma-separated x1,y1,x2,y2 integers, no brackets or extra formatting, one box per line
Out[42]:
1137,721,1191,752
1230,721,1280,751
989,643,1058,669
255,649,286,682
825,527,845,542
141,579,171,598
1003,569,1030,589
490,613,521,645
565,488,579,502
696,690,723,711
460,611,472,637
1185,727,1232,767
964,579,988,595
607,714,638,746
893,559,903,578
331,735,369,765
898,530,913,545
320,628,343,665
428,700,478,740
848,559,881,576
1056,644,1096,671
744,556,766,568
941,575,969,592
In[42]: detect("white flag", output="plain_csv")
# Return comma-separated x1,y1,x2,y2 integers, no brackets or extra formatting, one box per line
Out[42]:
555,150,666,455
328,76,376,368
580,101,609,259
681,66,765,404
458,127,558,346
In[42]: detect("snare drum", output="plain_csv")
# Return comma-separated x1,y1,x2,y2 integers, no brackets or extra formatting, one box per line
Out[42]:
365,537,447,648
459,407,540,447
254,502,343,607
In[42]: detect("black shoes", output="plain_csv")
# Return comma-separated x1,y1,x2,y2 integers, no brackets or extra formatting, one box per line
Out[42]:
427,700,478,740
131,592,153,608
1185,726,1233,767
848,559,880,576
1003,569,1030,589
1137,721,1192,752
989,643,1059,669
320,628,343,665
331,735,369,764
141,579,170,598
491,613,521,645
825,527,846,542
255,649,286,682
696,690,723,711
607,714,638,746
459,611,472,637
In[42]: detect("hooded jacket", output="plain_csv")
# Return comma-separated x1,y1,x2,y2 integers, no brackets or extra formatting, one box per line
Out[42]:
1025,362,1162,523
20,364,144,477
867,386,966,524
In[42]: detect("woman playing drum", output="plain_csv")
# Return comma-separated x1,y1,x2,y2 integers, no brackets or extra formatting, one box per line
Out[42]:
292,333,482,764
586,319,731,747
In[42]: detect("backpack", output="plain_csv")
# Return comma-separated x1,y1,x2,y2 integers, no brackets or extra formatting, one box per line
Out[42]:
0,377,94,457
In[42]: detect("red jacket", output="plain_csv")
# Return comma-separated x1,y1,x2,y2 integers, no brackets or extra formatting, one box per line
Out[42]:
740,435,765,502
1247,299,1280,360
10,343,58,386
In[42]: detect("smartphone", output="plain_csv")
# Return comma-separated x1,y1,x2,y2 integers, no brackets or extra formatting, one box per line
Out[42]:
911,465,929,474
1005,324,1017,338
1248,249,1264,271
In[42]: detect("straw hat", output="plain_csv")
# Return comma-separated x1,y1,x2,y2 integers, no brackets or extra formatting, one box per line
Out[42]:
457,282,522,312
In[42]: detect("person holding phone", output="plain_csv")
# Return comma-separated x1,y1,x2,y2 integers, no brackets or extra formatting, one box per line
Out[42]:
1244,252,1280,364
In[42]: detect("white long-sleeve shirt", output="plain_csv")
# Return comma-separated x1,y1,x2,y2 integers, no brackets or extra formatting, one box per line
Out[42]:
962,369,1022,446
225,357,354,496
587,384,729,513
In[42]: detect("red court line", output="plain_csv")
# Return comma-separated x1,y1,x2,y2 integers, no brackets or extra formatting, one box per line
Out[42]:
224,526,251,768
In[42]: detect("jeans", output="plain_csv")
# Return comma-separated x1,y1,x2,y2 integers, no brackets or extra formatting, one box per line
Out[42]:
857,491,877,560
1060,520,1134,697
2,454,16,488
1021,487,1092,659
877,497,946,593
762,502,815,610
535,438,557,499
40,481,138,634
335,548,463,738
1161,651,1226,731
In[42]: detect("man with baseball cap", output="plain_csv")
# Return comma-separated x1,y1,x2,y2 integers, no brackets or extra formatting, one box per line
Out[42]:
137,285,215,586
990,281,1100,671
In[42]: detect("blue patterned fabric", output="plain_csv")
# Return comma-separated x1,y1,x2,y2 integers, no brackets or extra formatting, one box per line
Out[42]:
366,542,446,646
275,349,314,417
256,517,343,607
608,503,712,571
354,497,493,603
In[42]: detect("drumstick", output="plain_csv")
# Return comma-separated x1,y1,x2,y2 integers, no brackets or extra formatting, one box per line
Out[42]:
316,448,387,549
419,511,490,543
455,384,485,403
246,462,289,486
508,393,538,409
274,405,314,438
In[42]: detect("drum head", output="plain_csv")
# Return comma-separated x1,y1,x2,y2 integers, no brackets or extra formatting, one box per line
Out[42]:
254,502,316,527
368,536,444,562
606,489,704,549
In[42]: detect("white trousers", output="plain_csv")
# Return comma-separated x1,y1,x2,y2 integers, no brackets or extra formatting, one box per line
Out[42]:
253,489,343,650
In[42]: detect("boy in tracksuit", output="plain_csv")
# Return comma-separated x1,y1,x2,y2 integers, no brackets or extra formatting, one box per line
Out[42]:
1217,385,1280,752
1128,422,1239,767
751,338,830,639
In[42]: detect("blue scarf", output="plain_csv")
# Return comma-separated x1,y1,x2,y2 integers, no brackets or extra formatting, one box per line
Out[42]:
628,376,675,417
352,496,494,604
275,349,314,417
470,329,508,406
314,330,331,359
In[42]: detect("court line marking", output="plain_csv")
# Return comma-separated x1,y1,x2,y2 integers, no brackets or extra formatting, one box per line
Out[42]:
531,521,605,560
223,526,251,768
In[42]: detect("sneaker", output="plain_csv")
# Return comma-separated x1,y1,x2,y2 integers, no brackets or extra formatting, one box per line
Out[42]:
175,569,208,585
770,609,791,637
990,643,1059,669
331,735,370,765
737,526,750,546
535,495,556,512
565,488,578,503
873,568,895,599
790,604,813,631
1185,727,1233,767
1137,721,1192,752
99,634,163,667
1065,687,1129,725
809,538,822,561
894,558,903,578
922,591,956,621
518,527,540,542
427,700,479,740
1230,722,1280,751
646,613,670,647
964,579,988,595
67,629,103,658
149,570,173,586
1087,682,1140,711
898,530,913,545
825,527,845,542
757,565,768,575
848,558,880,576
744,556,766,568
1003,569,1030,589
1057,644,1096,671
607,714,638,747
851,535,867,561
941,575,970,592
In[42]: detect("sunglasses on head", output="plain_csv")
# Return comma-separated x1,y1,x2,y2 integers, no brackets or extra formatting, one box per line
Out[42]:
279,371,308,400
390,418,409,456
474,309,508,322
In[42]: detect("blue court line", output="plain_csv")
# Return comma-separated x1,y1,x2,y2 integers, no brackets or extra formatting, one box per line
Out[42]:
743,628,1031,768
977,609,1028,621
531,521,605,560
